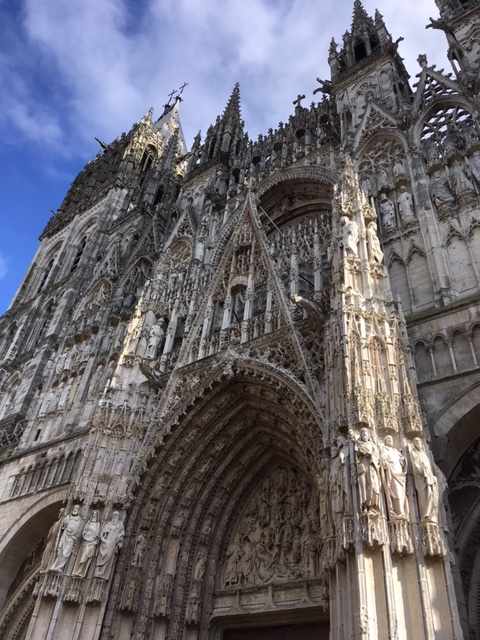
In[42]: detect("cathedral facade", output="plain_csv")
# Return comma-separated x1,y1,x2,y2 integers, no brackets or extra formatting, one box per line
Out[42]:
0,1,479,638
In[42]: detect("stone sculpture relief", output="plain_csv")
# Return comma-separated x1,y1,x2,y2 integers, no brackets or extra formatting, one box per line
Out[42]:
355,428,381,514
381,436,408,518
72,510,100,578
50,505,83,573
222,466,320,588
409,437,439,523
94,511,125,580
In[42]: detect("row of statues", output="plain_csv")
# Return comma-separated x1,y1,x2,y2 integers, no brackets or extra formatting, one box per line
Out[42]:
378,187,416,230
41,506,125,580
354,429,440,522
341,216,384,263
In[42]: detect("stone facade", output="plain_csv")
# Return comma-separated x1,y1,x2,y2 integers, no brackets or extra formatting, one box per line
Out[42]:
0,1,479,638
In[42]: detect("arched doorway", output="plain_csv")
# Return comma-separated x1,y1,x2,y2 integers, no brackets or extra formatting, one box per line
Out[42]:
0,489,66,639
102,370,329,640
443,400,480,638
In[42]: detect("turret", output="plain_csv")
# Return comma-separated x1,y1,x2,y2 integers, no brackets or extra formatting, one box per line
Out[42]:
328,1,411,144
429,0,480,87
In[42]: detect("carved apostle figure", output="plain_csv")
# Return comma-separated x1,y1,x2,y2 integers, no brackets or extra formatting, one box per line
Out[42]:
469,150,480,183
409,438,440,522
450,159,476,198
145,319,165,360
94,511,125,580
397,186,416,224
40,508,64,571
72,510,100,578
381,436,408,517
367,221,384,263
50,504,84,573
341,216,359,257
429,169,455,208
132,533,146,567
379,194,396,230
329,437,348,533
393,158,407,180
356,428,381,513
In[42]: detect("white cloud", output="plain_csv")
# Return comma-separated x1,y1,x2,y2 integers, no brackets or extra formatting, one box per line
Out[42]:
3,0,453,152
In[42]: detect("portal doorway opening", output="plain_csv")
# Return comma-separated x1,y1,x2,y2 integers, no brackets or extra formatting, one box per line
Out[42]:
223,621,329,640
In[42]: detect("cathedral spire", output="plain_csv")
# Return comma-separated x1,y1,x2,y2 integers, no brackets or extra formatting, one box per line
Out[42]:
221,82,242,129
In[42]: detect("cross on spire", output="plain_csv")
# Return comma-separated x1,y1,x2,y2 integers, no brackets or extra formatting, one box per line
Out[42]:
293,94,306,108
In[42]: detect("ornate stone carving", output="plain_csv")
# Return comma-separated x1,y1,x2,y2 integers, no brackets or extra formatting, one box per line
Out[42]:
49,505,83,573
93,511,125,580
222,465,321,588
72,510,100,578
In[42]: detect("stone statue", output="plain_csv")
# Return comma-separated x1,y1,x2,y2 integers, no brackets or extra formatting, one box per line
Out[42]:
193,552,207,582
377,167,390,192
145,319,165,359
450,159,476,198
367,221,384,263
50,505,84,573
468,150,480,183
393,158,407,179
397,186,416,224
379,194,396,230
329,437,348,533
94,511,125,580
356,428,381,513
381,436,408,518
40,508,65,571
132,533,146,567
429,169,455,209
409,438,439,522
341,216,359,257
72,510,100,578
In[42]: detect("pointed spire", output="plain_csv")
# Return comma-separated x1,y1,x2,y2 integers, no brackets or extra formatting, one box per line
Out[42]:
222,82,241,123
352,0,373,32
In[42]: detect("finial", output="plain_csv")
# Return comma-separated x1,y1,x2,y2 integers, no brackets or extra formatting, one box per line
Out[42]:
293,94,306,108
417,53,428,68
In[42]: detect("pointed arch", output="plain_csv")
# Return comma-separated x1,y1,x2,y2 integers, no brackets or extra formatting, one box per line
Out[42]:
406,246,434,308
104,364,327,637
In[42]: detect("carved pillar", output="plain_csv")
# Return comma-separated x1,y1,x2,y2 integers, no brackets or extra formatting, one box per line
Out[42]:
325,158,463,640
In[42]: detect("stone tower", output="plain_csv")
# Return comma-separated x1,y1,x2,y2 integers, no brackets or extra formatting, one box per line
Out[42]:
0,1,479,639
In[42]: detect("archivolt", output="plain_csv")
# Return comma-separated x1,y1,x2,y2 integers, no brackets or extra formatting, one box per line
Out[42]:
103,369,325,640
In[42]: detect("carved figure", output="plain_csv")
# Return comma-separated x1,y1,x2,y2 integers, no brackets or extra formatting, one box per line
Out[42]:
145,320,165,359
450,159,476,198
469,150,480,183
330,437,348,533
94,511,125,579
72,510,100,578
409,438,439,522
367,222,384,263
356,428,381,513
397,186,416,224
40,508,65,571
393,159,407,179
132,533,146,567
379,194,396,230
381,437,408,518
341,216,359,257
50,505,84,573
429,169,455,208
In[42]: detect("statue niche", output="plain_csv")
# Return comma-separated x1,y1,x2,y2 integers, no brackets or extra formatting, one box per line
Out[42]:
221,464,322,589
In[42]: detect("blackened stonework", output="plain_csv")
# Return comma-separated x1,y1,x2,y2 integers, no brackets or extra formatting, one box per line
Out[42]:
0,2,479,639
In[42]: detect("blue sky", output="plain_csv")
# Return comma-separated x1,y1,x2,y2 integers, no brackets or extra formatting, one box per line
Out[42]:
0,0,447,313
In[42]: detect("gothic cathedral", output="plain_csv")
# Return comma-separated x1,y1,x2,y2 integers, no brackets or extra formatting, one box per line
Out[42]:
0,1,479,639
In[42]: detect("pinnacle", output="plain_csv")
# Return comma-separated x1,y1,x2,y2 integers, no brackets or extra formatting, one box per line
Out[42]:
222,82,241,121
352,0,374,31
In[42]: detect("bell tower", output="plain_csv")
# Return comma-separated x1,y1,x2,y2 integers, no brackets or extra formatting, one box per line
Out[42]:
327,0,411,146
